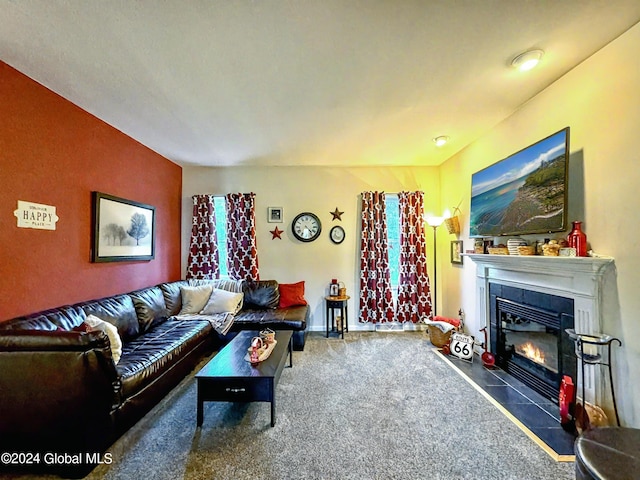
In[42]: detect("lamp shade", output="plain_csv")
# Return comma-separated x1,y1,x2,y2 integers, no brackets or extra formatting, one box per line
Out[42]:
425,216,444,227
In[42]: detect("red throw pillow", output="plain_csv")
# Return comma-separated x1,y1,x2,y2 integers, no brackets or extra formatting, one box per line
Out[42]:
278,281,307,308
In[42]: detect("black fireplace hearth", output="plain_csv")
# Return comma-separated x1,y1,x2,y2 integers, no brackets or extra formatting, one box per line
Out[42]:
489,284,577,403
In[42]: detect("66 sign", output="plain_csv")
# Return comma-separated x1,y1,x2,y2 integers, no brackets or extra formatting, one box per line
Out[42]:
450,332,474,362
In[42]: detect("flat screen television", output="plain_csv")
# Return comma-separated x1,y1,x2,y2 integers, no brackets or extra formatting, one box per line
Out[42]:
470,127,569,237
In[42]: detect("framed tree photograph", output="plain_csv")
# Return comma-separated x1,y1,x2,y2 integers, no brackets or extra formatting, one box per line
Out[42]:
267,207,283,223
451,240,463,264
91,192,155,262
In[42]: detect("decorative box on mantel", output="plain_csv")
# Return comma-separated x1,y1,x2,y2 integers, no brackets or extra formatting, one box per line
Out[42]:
465,253,616,408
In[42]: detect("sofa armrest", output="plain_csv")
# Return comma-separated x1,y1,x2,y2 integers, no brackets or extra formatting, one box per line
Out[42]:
0,330,119,458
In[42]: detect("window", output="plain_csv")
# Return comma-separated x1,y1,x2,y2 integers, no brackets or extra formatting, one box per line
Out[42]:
385,194,400,291
213,196,228,277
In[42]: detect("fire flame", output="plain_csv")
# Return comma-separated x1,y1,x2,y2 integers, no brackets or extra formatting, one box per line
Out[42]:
518,342,546,365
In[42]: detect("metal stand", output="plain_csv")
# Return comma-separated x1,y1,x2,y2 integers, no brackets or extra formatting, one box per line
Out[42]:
566,329,622,426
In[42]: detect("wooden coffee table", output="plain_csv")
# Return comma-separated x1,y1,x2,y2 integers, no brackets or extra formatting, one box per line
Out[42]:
195,330,293,427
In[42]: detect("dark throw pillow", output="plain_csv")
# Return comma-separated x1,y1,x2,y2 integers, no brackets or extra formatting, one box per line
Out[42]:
243,280,280,309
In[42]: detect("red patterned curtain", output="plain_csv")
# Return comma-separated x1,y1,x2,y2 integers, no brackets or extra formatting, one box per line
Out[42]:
225,192,260,281
186,194,219,279
397,191,432,322
359,192,394,323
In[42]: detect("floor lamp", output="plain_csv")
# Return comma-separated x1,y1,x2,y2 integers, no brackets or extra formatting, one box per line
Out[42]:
425,216,444,317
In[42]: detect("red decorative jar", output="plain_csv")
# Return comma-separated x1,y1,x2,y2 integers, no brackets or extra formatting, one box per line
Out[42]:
567,221,587,257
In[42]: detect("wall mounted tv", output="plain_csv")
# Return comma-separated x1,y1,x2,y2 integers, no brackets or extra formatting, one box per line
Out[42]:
470,127,569,237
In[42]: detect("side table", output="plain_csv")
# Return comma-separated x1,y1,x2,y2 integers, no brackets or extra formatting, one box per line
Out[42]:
325,295,350,338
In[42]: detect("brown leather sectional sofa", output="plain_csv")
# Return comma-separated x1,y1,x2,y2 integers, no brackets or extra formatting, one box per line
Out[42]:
0,279,308,477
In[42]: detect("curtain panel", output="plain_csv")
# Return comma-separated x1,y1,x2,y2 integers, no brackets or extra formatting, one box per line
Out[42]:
186,194,220,279
358,191,394,323
397,191,433,322
225,192,260,281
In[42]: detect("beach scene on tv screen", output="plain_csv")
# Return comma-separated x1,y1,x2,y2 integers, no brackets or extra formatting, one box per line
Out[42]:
470,130,567,237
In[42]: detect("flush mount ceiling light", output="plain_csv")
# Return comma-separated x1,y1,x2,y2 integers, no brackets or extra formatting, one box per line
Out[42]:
511,49,544,72
433,136,449,147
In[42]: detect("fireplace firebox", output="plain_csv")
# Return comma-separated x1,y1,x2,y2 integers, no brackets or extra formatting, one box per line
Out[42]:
489,284,577,403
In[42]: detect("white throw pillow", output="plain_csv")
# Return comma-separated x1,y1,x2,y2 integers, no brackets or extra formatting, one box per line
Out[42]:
200,288,244,315
179,285,213,314
85,314,123,364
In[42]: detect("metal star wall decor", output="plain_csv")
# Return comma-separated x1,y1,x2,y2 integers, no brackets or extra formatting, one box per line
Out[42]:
330,207,344,221
270,226,284,239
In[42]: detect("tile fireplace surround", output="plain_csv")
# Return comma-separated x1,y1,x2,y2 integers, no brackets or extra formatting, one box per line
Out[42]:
466,253,616,411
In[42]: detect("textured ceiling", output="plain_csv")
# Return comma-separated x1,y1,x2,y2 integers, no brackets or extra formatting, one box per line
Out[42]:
1,1,639,167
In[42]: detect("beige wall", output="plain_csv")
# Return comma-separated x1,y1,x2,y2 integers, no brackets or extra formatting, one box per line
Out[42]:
440,23,640,427
182,166,439,331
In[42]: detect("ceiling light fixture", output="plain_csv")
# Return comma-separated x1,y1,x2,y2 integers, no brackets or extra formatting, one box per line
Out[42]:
511,49,544,72
433,136,449,147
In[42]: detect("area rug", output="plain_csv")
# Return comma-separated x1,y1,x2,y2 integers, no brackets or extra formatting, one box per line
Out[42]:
13,332,575,479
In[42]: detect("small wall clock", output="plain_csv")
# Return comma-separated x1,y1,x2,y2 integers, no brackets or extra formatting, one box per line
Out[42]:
291,212,322,242
330,225,345,244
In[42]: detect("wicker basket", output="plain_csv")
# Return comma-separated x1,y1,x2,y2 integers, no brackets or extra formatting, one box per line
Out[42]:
444,216,460,235
427,324,453,347
444,207,461,235
542,243,560,256
517,245,536,255
487,247,509,255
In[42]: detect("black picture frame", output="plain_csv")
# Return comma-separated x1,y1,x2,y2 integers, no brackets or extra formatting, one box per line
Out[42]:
267,207,283,223
91,192,155,262
451,240,463,264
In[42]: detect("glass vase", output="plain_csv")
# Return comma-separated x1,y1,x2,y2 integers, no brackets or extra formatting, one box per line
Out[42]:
567,221,587,257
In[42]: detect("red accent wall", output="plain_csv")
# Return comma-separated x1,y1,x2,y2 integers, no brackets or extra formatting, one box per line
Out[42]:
0,62,182,321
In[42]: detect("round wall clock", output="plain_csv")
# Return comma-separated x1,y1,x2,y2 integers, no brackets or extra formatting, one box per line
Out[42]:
330,225,345,244
291,212,322,242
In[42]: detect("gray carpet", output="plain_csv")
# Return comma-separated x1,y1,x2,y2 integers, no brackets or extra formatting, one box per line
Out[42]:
18,332,575,479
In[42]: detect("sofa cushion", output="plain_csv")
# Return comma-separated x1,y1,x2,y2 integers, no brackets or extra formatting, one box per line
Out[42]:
159,280,189,316
200,288,243,315
172,312,235,337
129,287,169,333
278,281,307,308
117,319,212,398
232,305,308,331
243,280,280,309
81,294,140,341
179,285,213,314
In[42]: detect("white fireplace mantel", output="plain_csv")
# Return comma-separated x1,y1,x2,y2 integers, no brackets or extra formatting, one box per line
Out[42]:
465,254,613,300
465,253,616,403
464,253,613,273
